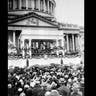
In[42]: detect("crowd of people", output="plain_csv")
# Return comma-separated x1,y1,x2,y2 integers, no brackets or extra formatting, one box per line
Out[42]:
8,63,84,96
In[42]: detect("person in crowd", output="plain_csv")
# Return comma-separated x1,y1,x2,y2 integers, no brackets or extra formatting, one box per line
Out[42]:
8,64,84,96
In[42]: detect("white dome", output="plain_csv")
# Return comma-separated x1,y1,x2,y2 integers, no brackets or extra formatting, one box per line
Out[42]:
8,0,56,17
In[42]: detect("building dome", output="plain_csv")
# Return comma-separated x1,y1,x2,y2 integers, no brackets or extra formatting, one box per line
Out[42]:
8,0,56,17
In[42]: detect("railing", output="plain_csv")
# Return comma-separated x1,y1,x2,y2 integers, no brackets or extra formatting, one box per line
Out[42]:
8,45,81,59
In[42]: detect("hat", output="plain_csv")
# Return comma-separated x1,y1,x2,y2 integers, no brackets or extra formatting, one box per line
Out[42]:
36,80,40,84
45,91,51,96
30,81,36,87
59,78,64,82
8,84,12,88
65,75,68,78
80,80,84,84
24,84,29,89
72,72,76,76
46,84,52,91
16,75,20,80
51,82,57,88
82,77,84,81
19,79,24,85
47,75,51,79
18,88,23,92
19,92,26,96
51,90,61,96
19,79,23,82
73,77,77,81
68,78,72,82
73,83,79,89
52,75,56,79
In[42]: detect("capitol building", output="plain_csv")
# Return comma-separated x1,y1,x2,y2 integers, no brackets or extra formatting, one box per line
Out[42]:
8,0,84,63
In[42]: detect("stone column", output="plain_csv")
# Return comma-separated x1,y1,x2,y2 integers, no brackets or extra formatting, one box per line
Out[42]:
75,35,77,51
52,4,54,13
71,36,73,52
56,39,59,47
23,40,25,48
43,0,45,11
38,0,40,11
13,31,16,46
49,1,50,13
35,0,37,9
8,0,9,11
74,35,76,51
66,34,69,52
16,0,18,9
68,36,71,51
45,0,47,12
72,34,75,52
50,2,52,14
41,0,43,11
63,34,65,50
47,0,49,13
29,39,31,58
31,0,34,10
22,40,25,58
36,42,39,48
26,0,28,9
11,0,13,9
61,39,64,48
76,34,80,52
51,3,53,14
13,0,16,10
77,34,80,51
9,0,11,9
17,39,19,49
33,42,35,49
19,0,22,9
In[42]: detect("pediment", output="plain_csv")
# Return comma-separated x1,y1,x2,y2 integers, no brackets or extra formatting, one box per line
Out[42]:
9,16,57,27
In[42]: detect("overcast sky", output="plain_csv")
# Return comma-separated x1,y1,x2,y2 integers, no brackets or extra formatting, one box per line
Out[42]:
54,0,84,26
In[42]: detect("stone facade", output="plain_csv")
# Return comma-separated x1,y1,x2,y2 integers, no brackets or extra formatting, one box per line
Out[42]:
8,0,84,59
